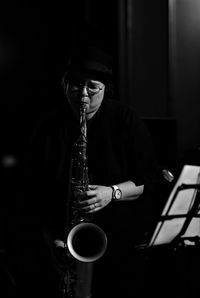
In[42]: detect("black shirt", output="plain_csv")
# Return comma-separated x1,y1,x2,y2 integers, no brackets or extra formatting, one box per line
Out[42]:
25,97,159,254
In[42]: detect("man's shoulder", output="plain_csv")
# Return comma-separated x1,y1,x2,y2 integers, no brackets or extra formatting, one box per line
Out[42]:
33,104,69,136
103,98,140,121
41,104,68,124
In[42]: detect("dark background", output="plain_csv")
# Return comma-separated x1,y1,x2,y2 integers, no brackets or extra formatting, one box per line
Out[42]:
1,0,200,297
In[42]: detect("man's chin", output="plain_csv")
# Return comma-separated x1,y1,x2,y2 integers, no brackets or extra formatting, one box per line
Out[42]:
86,109,99,119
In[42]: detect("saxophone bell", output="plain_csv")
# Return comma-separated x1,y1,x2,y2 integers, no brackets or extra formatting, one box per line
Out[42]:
67,222,107,262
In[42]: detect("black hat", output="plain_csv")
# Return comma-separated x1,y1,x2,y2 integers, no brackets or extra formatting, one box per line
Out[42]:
66,45,113,83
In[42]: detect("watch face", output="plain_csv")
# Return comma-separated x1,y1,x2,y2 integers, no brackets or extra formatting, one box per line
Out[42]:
115,189,122,200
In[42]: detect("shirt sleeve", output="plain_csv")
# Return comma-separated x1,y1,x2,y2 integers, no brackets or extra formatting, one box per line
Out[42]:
126,110,160,198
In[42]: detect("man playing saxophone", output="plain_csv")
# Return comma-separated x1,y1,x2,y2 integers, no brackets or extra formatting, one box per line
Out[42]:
25,41,162,298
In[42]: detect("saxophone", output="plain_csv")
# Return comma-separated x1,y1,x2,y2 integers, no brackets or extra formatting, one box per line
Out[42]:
62,103,107,298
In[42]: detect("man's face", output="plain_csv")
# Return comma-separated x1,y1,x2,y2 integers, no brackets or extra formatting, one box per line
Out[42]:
66,74,105,120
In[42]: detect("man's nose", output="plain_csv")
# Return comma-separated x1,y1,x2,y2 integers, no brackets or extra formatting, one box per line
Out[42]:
81,86,89,96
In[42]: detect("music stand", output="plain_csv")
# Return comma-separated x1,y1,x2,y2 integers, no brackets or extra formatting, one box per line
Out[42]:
148,164,200,249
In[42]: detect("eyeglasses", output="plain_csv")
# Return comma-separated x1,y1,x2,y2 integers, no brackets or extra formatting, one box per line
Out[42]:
68,81,105,95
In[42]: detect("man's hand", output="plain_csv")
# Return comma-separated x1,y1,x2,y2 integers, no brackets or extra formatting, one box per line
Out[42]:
75,185,112,213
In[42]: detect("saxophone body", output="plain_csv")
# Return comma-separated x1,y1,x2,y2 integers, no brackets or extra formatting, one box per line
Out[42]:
62,104,107,298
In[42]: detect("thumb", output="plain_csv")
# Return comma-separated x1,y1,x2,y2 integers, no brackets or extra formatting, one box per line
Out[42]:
54,239,65,248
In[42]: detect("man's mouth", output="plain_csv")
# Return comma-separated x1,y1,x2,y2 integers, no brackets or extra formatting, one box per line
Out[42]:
80,97,90,105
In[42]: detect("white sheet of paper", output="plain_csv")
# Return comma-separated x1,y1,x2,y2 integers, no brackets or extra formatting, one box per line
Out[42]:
149,165,200,246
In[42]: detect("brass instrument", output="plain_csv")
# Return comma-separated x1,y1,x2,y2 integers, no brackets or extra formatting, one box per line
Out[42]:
62,103,107,298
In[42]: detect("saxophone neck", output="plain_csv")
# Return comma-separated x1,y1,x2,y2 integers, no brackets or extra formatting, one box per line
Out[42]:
80,104,87,139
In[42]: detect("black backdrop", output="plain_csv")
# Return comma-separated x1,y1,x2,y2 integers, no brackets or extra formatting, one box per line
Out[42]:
1,2,200,298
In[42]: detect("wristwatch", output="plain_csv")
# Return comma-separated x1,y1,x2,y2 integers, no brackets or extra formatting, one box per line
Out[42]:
111,185,122,201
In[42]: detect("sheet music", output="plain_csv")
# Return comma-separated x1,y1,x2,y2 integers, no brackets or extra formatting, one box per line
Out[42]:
149,165,200,246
